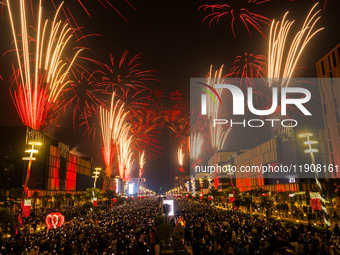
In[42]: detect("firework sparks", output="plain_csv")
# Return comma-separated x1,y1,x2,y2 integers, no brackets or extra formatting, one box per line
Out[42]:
200,65,231,151
139,151,145,178
199,1,272,38
99,51,159,92
129,108,163,159
76,0,136,22
190,133,204,160
210,123,230,151
227,53,267,89
178,144,185,171
7,0,83,131
117,125,134,180
99,93,129,176
268,3,324,87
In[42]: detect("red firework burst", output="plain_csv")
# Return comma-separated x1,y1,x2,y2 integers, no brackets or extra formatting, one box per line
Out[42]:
225,53,267,92
199,1,272,38
228,53,267,79
170,90,184,101
99,51,159,91
76,0,137,22
129,108,163,159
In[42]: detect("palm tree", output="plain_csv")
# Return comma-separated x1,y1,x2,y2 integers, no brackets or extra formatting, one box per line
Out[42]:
54,193,65,207
65,193,73,206
241,197,253,212
208,188,220,204
43,195,52,208
31,191,40,210
103,190,116,207
260,200,274,219
85,188,103,200
74,194,82,205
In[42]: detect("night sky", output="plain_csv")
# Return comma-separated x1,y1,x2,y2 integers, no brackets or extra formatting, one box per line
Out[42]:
1,0,340,192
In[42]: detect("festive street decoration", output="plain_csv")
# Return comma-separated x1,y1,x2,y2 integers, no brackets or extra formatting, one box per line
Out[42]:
45,213,64,230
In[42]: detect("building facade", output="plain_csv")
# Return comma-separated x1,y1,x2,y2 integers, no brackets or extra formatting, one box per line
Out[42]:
316,43,340,177
0,126,92,198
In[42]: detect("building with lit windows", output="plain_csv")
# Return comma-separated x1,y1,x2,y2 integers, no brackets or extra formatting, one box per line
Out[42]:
233,123,328,193
316,43,340,177
0,126,92,198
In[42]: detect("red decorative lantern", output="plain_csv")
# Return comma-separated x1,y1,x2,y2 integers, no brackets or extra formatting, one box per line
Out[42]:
208,196,212,201
181,194,183,198
113,198,117,203
200,194,203,200
131,196,134,200
186,194,188,198
229,197,235,203
92,197,97,207
311,198,321,210
45,213,64,230
192,195,195,199
126,197,128,201
22,199,31,217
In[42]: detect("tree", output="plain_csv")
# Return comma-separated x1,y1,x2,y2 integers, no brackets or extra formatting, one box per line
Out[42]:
104,190,116,207
260,200,274,219
0,208,15,229
30,191,40,210
74,194,82,205
85,188,103,200
43,195,52,208
241,197,253,212
54,194,65,207
65,193,73,206
83,201,94,211
208,188,220,204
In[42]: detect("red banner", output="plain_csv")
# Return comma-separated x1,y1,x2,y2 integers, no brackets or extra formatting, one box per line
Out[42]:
311,198,321,210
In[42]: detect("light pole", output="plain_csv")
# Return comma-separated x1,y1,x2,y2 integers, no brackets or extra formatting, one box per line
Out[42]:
92,167,101,197
299,130,330,226
22,141,41,198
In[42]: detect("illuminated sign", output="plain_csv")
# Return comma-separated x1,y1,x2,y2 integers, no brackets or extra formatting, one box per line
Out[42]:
163,199,174,216
128,183,134,195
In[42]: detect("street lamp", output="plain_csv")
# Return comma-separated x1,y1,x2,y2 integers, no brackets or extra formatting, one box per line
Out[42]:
299,130,330,226
92,167,101,196
22,141,41,197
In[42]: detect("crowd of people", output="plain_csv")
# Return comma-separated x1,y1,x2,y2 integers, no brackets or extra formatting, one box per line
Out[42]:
176,199,340,255
1,199,160,254
1,197,340,255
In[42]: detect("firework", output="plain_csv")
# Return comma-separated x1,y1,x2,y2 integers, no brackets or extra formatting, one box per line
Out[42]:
139,151,145,178
99,93,129,176
117,125,134,180
129,108,163,159
99,51,159,92
7,0,83,131
76,0,136,22
268,3,324,87
227,53,267,89
313,0,327,12
190,133,204,160
200,65,232,151
199,1,272,38
210,123,230,151
178,144,185,172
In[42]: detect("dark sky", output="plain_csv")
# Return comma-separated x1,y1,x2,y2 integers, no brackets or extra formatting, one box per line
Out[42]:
1,0,340,192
